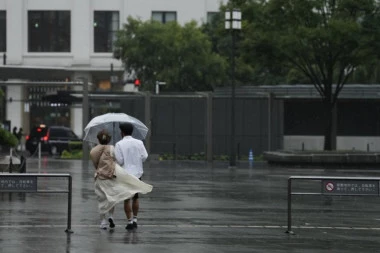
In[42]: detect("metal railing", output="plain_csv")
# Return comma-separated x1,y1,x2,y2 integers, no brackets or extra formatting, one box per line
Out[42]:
287,176,380,234
0,173,73,233
215,84,380,99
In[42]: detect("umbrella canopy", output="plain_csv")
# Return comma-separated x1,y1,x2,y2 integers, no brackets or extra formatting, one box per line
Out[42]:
83,113,148,144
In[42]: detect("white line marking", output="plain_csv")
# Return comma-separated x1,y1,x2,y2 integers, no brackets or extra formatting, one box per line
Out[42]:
1,224,380,231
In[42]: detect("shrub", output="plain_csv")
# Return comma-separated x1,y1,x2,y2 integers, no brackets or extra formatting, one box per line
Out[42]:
68,141,82,151
61,149,83,159
0,128,18,147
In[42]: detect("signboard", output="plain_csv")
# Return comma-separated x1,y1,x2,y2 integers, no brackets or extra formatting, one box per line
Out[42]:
322,180,379,196
0,176,37,192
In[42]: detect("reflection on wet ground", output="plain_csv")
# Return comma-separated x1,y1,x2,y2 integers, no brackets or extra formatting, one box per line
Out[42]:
1,158,380,252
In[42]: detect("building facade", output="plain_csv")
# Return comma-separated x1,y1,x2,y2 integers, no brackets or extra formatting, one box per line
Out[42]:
0,0,226,137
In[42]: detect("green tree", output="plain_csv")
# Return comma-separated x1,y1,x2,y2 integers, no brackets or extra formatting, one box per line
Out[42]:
202,1,288,86
346,60,380,83
114,17,227,92
240,0,380,150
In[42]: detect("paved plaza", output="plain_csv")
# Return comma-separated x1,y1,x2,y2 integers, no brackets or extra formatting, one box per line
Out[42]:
1,158,380,252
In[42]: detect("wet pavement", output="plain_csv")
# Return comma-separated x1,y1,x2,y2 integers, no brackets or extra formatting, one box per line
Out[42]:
1,158,380,252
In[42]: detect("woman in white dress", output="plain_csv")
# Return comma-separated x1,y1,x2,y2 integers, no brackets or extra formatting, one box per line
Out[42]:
89,130,153,229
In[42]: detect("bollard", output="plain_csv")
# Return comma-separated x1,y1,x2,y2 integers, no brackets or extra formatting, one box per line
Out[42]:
248,148,254,167
173,143,177,160
9,148,13,173
8,156,13,173
20,156,26,173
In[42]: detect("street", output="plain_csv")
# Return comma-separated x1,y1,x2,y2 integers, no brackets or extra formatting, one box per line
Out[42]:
1,158,380,252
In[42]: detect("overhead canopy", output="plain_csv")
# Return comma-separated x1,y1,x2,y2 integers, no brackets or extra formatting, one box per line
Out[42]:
0,65,123,80
0,65,72,80
41,91,83,105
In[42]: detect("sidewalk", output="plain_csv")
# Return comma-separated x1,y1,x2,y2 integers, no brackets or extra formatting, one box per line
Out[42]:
1,159,380,252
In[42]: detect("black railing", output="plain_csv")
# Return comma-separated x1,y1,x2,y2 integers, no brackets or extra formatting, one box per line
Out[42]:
0,173,73,233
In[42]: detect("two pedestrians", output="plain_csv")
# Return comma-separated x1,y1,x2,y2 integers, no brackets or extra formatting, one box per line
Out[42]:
89,128,152,230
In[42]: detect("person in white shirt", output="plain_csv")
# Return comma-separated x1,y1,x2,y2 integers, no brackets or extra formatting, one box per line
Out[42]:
115,122,148,230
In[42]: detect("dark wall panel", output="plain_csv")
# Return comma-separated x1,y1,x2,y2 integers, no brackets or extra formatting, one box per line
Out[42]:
284,99,380,136
119,94,283,157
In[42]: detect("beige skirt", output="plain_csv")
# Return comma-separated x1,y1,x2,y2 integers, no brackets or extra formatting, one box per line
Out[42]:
94,164,153,214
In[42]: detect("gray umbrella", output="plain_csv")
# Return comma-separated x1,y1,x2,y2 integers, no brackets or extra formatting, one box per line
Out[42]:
83,113,148,144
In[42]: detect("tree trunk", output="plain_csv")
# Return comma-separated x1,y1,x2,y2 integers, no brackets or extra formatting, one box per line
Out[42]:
323,100,337,151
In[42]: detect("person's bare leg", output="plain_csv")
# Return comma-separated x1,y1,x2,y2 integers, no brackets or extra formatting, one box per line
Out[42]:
109,206,114,217
124,199,132,220
132,198,139,228
124,199,134,229
132,198,139,217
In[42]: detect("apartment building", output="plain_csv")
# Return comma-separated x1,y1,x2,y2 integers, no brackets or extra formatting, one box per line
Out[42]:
0,0,226,137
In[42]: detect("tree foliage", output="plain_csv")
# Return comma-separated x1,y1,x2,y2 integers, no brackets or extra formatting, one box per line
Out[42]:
0,128,17,148
238,0,380,149
202,0,289,85
244,0,380,91
114,17,227,92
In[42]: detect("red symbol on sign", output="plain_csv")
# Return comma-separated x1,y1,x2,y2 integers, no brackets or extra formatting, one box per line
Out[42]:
325,182,334,192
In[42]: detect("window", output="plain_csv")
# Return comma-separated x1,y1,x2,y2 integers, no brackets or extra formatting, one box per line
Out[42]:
28,11,71,52
94,11,119,53
152,11,177,23
50,128,66,138
0,11,5,52
207,12,218,24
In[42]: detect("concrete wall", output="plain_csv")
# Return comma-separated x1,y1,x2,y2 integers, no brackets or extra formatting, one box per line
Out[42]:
284,136,380,152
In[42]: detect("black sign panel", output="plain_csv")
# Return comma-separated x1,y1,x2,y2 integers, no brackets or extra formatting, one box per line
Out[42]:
0,176,37,192
322,180,379,196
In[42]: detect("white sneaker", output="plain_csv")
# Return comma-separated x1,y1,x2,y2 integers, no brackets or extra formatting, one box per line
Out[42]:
100,219,108,229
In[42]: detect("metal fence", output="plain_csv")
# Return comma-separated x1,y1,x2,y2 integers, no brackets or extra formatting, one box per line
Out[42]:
287,176,380,234
0,173,73,233
119,93,283,159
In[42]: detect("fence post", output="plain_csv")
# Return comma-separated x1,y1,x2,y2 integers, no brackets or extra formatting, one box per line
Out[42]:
38,142,41,172
206,92,213,163
144,92,151,155
65,175,73,233
286,177,294,234
173,143,177,160
9,148,13,173
20,155,26,173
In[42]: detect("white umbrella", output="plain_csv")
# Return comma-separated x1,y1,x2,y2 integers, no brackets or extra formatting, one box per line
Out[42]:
83,113,148,144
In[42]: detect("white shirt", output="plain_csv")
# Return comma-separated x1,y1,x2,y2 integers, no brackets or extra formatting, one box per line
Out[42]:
114,136,148,178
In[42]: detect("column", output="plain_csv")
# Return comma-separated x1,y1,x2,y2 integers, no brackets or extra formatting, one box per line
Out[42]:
6,0,23,64
6,82,23,130
70,72,92,138
71,0,91,65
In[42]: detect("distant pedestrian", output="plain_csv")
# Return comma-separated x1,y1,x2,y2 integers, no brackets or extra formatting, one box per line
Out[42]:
12,127,17,137
16,128,23,142
12,127,22,150
115,122,149,230
90,129,152,230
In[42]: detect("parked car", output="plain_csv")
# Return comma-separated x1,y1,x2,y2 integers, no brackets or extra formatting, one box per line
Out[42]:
25,125,81,155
